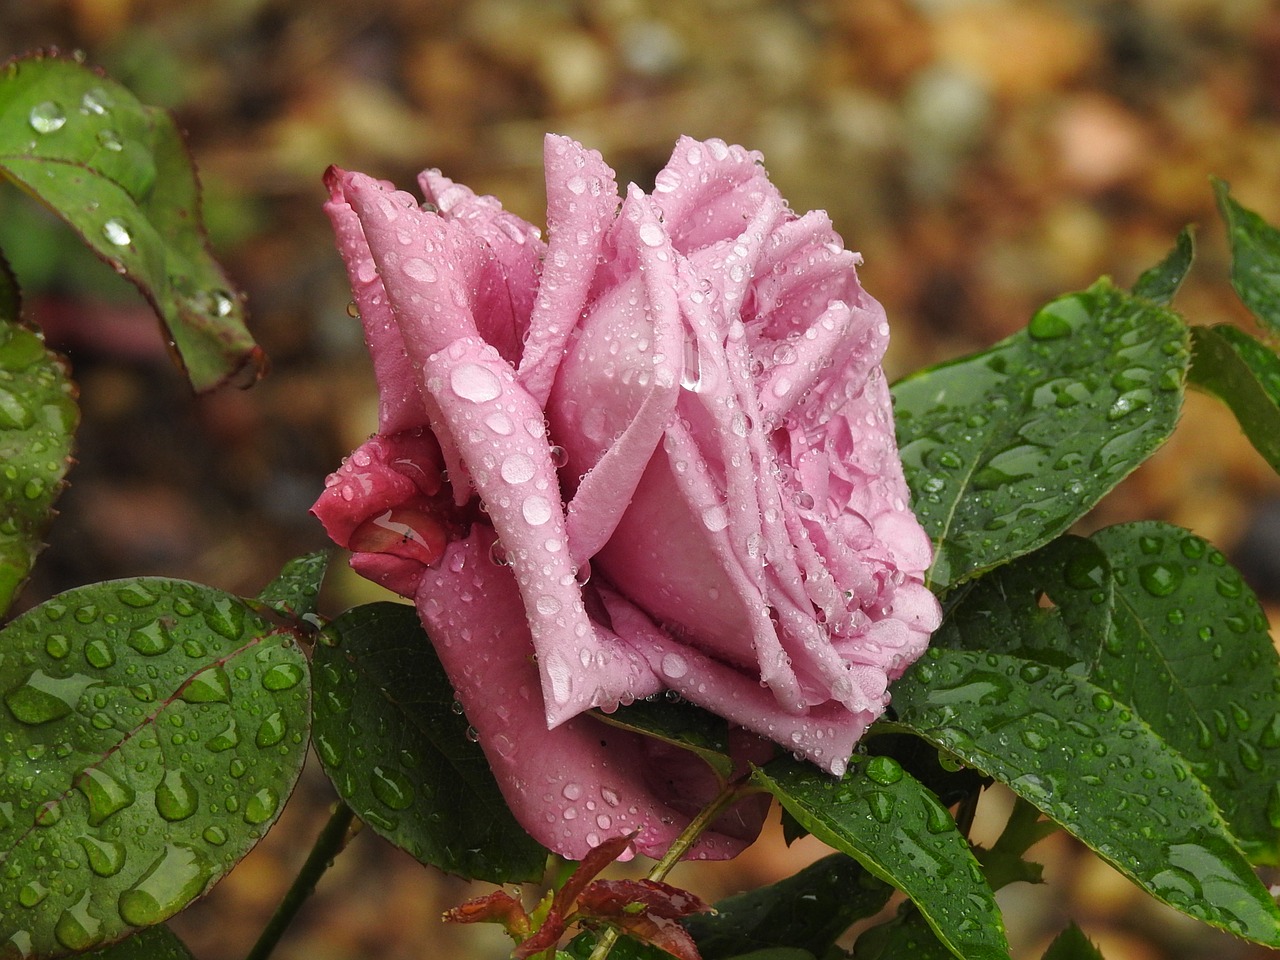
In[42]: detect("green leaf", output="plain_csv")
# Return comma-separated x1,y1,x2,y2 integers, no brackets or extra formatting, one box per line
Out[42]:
253,550,330,621
593,698,733,781
1213,176,1280,337
1040,923,1105,960
563,932,675,960
1132,226,1195,305
312,602,547,883
977,796,1055,890
852,903,958,960
753,755,1008,960
1188,324,1280,472
0,259,77,618
890,648,1280,945
0,578,310,958
82,926,195,960
892,279,1188,591
935,524,1280,863
683,852,890,959
0,53,265,391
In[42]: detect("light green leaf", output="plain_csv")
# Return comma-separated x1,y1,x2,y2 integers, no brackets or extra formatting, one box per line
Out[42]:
893,279,1188,591
0,579,310,958
0,255,77,618
1189,323,1280,473
82,925,195,960
753,756,1007,960
253,550,330,622
1213,176,1280,337
0,53,264,391
1040,923,1106,960
312,602,547,883
890,648,1280,945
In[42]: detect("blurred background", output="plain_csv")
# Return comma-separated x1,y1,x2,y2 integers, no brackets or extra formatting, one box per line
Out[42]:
2,0,1280,957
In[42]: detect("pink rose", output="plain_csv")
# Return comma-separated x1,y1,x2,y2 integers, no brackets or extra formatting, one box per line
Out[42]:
312,135,940,860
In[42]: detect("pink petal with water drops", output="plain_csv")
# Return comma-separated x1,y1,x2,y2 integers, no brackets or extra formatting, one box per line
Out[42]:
552,185,684,564
324,166,424,436
601,590,874,776
416,529,767,860
519,135,619,405
418,169,545,365
420,336,655,725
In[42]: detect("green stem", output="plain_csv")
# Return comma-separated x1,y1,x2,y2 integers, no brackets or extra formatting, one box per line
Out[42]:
244,802,357,960
586,780,745,960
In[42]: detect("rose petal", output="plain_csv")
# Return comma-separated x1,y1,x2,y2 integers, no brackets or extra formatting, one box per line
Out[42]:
416,529,767,860
519,135,619,405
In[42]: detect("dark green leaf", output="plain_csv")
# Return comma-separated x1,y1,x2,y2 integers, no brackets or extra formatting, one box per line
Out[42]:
683,852,889,959
1188,324,1280,473
312,602,547,883
82,926,195,960
563,931,677,960
0,264,77,618
593,698,733,781
753,756,1007,960
1040,923,1105,960
1213,176,1280,337
890,648,1280,945
0,579,311,958
852,903,957,960
977,795,1055,889
893,279,1188,591
253,550,330,621
1132,226,1194,305
0,53,265,391
935,524,1280,863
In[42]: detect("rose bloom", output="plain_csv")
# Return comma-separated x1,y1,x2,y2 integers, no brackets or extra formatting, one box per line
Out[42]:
313,135,940,860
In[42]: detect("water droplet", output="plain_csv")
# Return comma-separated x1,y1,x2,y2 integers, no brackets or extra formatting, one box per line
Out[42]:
243,787,280,824
500,453,535,484
314,731,344,768
1019,730,1049,751
54,892,102,952
44,634,70,659
102,218,131,246
261,663,304,691
78,835,126,877
203,598,245,640
29,100,67,134
866,791,895,823
5,669,98,724
18,881,49,907
638,222,665,247
191,716,233,754
403,258,438,282
371,766,415,810
1138,562,1182,598
118,844,213,926
255,711,286,748
96,128,124,151
865,756,903,785
1092,692,1114,712
127,621,173,656
0,387,35,429
116,584,158,608
76,767,137,826
202,825,228,846
660,652,688,679
1027,305,1074,340
181,666,231,704
156,769,199,821
83,638,115,669
549,445,568,468
449,363,502,403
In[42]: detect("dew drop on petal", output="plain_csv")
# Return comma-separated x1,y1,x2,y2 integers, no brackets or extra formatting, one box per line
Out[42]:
449,363,502,403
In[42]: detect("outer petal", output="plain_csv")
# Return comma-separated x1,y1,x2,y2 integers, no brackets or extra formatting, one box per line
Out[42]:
420,336,655,725
324,166,425,436
519,135,619,405
416,529,768,860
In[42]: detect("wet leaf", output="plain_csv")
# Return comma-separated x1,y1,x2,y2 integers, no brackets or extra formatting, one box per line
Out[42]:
0,579,310,959
890,648,1280,945
1132,226,1195,306
893,279,1188,591
852,903,959,960
593,698,733,781
1188,324,1280,473
1213,177,1280,337
935,524,1280,864
1040,923,1106,960
683,852,890,959
0,53,264,391
563,932,674,960
753,755,1007,960
0,256,77,618
311,602,547,883
81,925,195,960
253,550,330,621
